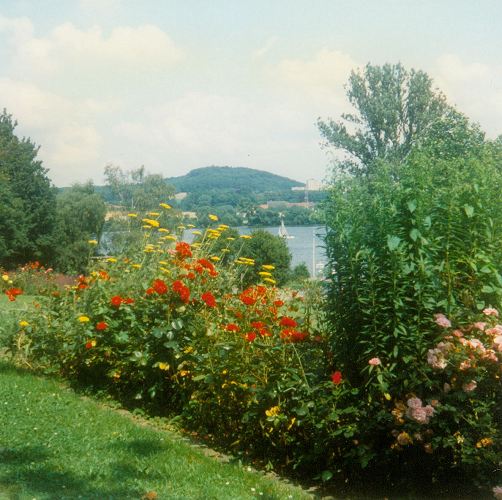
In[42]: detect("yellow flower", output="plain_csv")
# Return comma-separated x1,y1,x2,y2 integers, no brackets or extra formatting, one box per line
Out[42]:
218,224,229,230
88,240,98,245
179,370,190,377
142,218,160,227
2,274,9,282
187,224,195,228
287,417,296,430
127,213,138,217
226,237,235,241
160,267,171,274
107,257,117,263
258,271,272,277
210,256,220,262
158,228,170,233
159,203,172,209
131,264,142,269
19,320,30,328
158,362,170,371
265,406,280,417
163,235,177,241
147,212,160,217
184,346,194,354
78,316,90,323
142,225,152,229
177,225,186,230
192,230,202,236
476,437,493,448
262,265,275,270
263,278,276,285
240,234,252,239
208,214,219,221
159,260,169,266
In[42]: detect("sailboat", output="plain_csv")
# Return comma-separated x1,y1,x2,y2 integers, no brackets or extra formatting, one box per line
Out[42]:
278,214,294,239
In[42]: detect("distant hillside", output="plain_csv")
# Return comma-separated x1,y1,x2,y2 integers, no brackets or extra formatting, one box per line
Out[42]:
166,166,303,194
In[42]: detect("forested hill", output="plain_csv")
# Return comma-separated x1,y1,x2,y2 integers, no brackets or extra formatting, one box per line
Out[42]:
166,166,304,194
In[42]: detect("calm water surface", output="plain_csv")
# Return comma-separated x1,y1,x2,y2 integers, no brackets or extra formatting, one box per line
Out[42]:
185,225,327,277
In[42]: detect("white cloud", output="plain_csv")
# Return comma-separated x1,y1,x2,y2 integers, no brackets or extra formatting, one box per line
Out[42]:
433,54,502,137
2,18,183,82
0,78,106,185
112,91,326,181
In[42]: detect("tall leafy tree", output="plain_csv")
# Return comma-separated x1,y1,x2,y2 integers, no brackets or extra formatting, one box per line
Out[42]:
103,164,175,210
53,182,106,273
317,63,459,175
0,110,56,267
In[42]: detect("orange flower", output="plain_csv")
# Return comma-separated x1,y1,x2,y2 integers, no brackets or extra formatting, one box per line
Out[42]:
175,241,192,259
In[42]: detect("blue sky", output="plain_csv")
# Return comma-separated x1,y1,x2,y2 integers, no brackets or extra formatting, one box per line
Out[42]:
1,0,501,186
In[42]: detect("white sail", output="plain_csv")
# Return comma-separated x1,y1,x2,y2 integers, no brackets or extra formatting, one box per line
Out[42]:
278,217,294,239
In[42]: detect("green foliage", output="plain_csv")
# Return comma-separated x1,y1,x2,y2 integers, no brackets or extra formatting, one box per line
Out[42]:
318,63,456,175
52,182,107,273
289,263,310,284
167,166,302,193
0,110,57,267
322,126,502,487
104,164,175,210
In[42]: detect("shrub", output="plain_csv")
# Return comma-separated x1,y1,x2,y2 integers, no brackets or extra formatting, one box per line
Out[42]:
323,140,502,488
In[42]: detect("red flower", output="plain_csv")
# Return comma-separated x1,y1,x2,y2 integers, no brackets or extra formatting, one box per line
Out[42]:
96,321,108,331
5,288,23,301
176,241,192,259
245,332,257,342
146,287,155,295
172,280,190,303
152,279,168,295
331,371,343,385
99,270,110,280
225,323,240,332
123,297,134,305
274,300,284,307
85,341,94,349
110,295,122,307
201,291,217,308
279,316,297,328
77,283,88,290
290,331,307,342
197,258,218,277
251,321,265,329
187,272,196,280
258,327,271,337
240,294,256,306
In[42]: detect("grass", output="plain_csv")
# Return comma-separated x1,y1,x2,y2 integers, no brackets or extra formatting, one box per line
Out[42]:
0,360,312,499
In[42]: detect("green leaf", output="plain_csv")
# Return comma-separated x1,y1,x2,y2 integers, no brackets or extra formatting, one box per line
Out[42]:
321,470,333,482
407,200,417,213
171,319,184,331
387,235,401,251
163,341,179,350
463,204,474,218
409,228,420,242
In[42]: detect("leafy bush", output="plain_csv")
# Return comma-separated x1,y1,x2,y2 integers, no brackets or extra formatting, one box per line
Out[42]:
323,137,502,489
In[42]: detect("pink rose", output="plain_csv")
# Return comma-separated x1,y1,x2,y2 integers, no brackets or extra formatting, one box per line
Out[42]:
434,313,451,328
483,307,499,317
462,380,477,393
368,357,382,366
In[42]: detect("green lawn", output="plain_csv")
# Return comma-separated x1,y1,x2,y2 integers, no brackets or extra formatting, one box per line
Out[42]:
0,361,312,500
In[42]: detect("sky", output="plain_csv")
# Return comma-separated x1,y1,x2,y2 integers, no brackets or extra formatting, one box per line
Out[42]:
1,0,501,187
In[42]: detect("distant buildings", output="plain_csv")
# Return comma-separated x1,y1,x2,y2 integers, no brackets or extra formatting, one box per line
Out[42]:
291,178,325,192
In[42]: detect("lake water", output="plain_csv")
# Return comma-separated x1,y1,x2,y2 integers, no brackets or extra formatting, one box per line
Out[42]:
185,225,327,277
